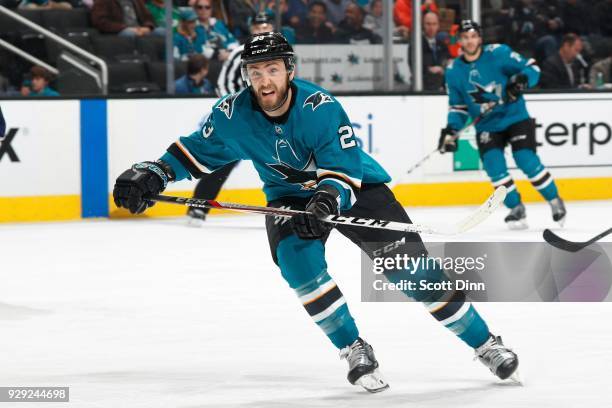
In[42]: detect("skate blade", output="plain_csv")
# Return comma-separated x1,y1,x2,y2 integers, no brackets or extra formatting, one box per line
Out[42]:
555,216,566,228
506,220,528,230
187,217,205,228
355,369,390,393
508,369,523,386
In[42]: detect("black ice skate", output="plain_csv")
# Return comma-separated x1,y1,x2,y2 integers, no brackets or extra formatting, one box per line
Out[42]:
549,197,567,227
187,207,207,227
504,203,527,230
339,337,389,393
475,334,520,382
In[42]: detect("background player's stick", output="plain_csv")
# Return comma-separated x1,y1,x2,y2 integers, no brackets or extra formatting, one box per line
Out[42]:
543,227,612,252
148,186,506,236
405,101,499,175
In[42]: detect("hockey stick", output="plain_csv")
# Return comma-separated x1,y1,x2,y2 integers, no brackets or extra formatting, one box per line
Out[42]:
148,186,506,236
406,102,499,175
543,227,612,252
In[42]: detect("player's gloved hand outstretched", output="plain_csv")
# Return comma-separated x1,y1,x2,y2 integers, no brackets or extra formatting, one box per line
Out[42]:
438,127,459,153
506,73,528,103
291,185,339,240
113,161,174,214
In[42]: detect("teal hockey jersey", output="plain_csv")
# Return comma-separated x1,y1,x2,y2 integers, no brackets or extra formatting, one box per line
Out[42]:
445,44,540,133
160,78,391,210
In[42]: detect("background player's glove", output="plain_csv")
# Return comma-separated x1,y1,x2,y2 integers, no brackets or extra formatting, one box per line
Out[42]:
506,73,528,102
113,161,174,214
438,127,459,153
291,184,339,240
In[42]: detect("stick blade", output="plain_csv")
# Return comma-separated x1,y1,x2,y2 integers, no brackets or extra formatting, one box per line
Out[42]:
451,186,507,234
542,229,584,252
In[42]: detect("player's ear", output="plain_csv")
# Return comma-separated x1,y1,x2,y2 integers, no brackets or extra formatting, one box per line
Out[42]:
288,70,295,81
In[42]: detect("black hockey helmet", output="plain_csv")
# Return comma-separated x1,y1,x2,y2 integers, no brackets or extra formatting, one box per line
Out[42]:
459,19,482,35
240,32,296,85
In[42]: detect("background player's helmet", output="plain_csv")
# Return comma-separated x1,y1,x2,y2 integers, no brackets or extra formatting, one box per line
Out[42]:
240,32,296,86
459,20,482,35
249,10,274,27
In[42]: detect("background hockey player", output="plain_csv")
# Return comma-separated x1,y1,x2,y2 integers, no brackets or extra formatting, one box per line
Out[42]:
187,11,278,224
439,20,566,229
113,32,519,392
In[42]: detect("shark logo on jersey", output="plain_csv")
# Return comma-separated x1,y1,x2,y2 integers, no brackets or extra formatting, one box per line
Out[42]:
303,91,333,111
267,139,317,190
267,155,318,190
199,114,214,138
216,93,238,119
468,81,503,105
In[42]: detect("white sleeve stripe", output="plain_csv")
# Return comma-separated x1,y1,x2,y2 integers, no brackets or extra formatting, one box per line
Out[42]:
316,169,362,188
175,140,212,174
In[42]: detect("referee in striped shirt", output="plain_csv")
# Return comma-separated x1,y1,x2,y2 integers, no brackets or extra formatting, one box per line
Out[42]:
188,11,278,223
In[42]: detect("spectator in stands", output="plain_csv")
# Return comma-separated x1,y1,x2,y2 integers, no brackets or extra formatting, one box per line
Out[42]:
322,0,351,26
226,0,259,41
420,11,449,91
540,33,586,89
595,0,612,37
266,0,291,26
92,0,156,37
363,0,383,39
335,2,381,44
0,74,10,96
560,0,592,36
174,8,204,61
175,54,214,94
0,106,4,138
531,1,565,63
19,0,71,9
194,0,239,62
20,66,59,97
295,1,334,44
394,0,438,39
252,9,296,43
589,50,612,88
146,0,180,34
507,0,539,53
286,0,309,28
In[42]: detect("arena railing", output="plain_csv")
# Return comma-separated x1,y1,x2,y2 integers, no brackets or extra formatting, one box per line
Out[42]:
0,5,108,95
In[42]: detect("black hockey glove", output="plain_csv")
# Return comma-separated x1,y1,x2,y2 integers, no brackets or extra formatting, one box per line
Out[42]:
506,73,528,103
291,184,340,240
438,127,459,153
113,161,174,214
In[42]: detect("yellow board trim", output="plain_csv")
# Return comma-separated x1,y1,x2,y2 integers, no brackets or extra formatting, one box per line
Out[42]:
109,176,612,219
0,195,81,223
392,177,612,207
2,177,611,222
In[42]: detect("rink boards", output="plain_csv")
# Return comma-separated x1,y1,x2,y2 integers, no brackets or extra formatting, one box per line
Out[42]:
0,93,611,222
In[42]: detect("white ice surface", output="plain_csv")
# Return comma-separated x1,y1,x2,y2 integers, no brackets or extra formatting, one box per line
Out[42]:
1,200,611,408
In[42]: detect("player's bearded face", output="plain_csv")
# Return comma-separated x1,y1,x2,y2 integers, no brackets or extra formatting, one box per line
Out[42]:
247,59,292,112
459,31,482,57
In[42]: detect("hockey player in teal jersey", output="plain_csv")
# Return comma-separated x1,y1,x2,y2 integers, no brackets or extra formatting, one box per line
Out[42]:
440,20,566,229
114,32,519,392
